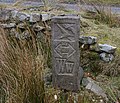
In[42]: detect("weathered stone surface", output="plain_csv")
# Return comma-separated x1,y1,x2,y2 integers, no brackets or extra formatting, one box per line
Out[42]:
51,15,83,92
11,10,18,19
30,13,41,22
0,23,16,28
100,52,114,62
98,44,116,54
79,36,97,45
16,12,30,21
84,77,108,101
41,14,51,21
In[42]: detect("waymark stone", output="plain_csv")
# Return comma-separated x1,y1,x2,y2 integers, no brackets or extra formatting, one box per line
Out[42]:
51,15,83,92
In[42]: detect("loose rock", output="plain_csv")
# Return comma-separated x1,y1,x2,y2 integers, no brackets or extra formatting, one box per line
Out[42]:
98,44,116,54
100,52,114,62
79,36,97,45
11,10,18,19
83,77,108,101
30,13,41,23
17,12,30,21
41,14,51,21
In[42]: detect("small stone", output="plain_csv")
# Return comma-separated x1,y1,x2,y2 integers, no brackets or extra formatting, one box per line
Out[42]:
11,10,18,19
41,14,51,21
0,23,16,29
17,12,30,21
85,77,108,101
82,77,89,86
100,52,114,62
79,36,97,45
30,13,41,22
98,44,116,54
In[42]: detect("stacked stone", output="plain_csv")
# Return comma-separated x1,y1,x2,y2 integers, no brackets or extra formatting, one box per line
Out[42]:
79,36,117,62
0,9,52,40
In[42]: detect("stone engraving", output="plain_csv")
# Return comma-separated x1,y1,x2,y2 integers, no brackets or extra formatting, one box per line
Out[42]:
52,15,82,92
55,42,75,58
56,58,74,75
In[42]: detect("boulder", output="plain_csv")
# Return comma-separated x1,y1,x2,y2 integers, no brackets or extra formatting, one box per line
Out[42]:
100,52,114,62
79,36,97,45
98,44,116,54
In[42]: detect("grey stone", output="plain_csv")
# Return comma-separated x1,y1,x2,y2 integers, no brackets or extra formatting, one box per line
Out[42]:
11,10,18,19
17,12,30,21
30,13,41,22
41,14,51,21
0,9,11,21
82,77,89,86
98,44,116,54
15,30,31,40
85,77,108,101
79,36,97,45
100,52,114,62
0,23,16,28
51,15,83,92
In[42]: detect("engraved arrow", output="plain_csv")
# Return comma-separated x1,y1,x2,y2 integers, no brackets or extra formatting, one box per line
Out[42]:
55,42,75,58
57,23,74,41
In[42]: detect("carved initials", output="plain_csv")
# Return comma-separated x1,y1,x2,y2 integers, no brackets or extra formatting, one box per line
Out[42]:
56,58,74,74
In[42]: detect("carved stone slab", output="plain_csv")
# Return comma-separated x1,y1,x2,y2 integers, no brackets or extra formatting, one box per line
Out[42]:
51,15,82,92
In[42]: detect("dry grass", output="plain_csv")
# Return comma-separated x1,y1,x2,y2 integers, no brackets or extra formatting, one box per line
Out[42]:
0,27,46,103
